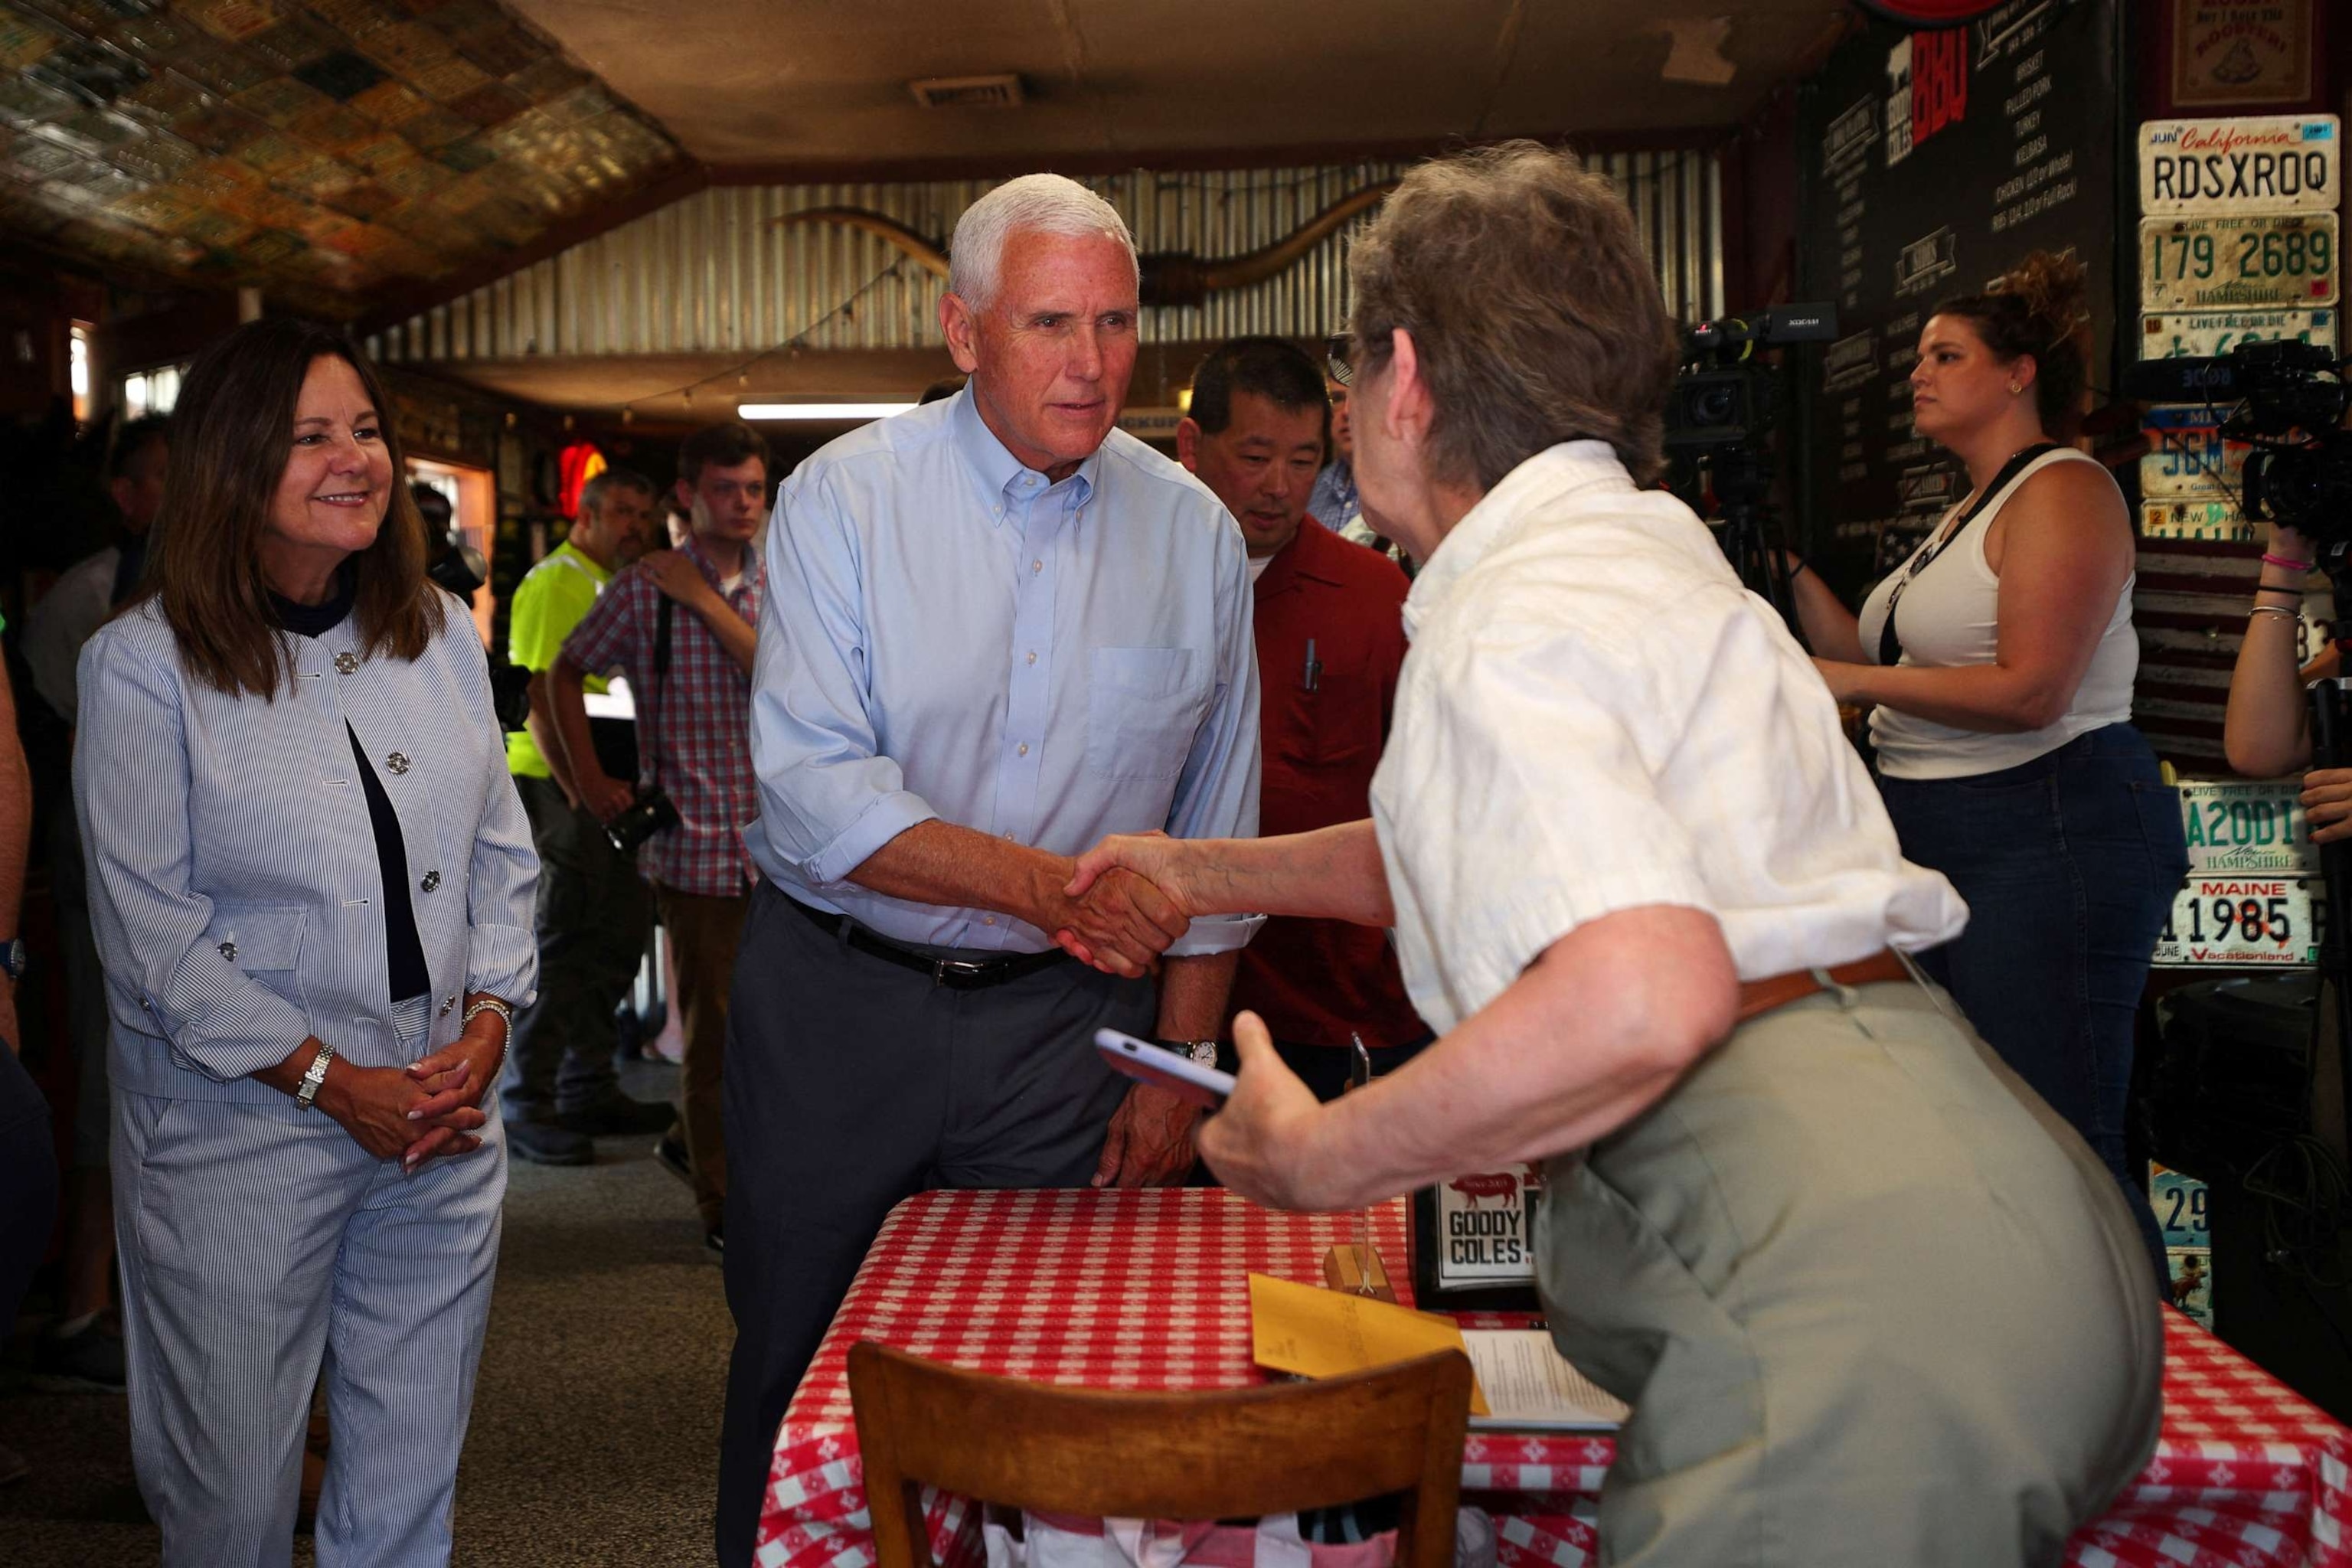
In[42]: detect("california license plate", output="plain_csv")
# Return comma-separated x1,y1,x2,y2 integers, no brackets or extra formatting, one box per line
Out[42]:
2139,116,2341,218
2140,307,2337,359
2141,214,2339,311
2140,407,2249,500
2151,877,2319,967
2140,498,2249,541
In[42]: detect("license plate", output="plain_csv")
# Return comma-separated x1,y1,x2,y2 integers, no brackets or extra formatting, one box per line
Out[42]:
2177,778,2318,875
2151,877,2319,967
2141,214,2338,311
2140,407,2250,500
2140,498,2249,541
2139,308,2337,359
2140,115,2341,217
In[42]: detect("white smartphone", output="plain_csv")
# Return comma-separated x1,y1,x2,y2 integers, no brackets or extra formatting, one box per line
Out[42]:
1093,1028,1236,1107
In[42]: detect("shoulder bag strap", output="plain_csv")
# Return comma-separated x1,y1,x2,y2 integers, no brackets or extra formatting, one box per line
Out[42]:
1877,442,2061,667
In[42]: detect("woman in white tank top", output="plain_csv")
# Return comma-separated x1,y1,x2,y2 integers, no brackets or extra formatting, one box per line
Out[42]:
1784,253,2186,1282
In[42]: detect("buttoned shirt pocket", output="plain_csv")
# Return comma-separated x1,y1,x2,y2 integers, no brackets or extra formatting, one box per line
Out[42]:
1086,647,1207,781
204,904,309,976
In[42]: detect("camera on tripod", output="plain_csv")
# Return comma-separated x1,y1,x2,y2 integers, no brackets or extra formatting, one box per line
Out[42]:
1664,304,1838,617
2122,340,2352,544
426,532,533,732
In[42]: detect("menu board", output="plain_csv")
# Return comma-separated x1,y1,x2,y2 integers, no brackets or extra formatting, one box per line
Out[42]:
1797,0,2118,594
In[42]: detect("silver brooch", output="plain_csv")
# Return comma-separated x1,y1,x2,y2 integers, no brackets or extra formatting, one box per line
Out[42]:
333,652,359,675
385,752,411,776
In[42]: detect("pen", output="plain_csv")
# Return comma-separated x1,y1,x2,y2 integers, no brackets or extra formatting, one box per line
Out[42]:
1349,1034,1374,1293
1302,637,1321,693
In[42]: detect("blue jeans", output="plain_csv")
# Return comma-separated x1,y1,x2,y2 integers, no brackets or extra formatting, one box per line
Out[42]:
1877,724,2187,1282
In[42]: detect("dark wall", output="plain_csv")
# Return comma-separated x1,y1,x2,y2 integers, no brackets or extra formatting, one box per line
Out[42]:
1794,0,2122,600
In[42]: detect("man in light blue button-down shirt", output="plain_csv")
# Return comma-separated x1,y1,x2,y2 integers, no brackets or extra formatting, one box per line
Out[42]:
715,175,1261,1567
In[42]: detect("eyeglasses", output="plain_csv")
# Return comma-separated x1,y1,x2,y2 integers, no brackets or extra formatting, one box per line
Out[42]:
1325,332,1356,387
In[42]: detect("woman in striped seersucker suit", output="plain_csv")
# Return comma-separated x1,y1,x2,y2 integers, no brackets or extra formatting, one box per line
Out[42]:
74,318,538,1567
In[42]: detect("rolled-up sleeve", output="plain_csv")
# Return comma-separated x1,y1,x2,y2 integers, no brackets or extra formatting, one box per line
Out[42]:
748,469,941,888
1164,527,1264,957
453,617,540,1004
74,634,312,1082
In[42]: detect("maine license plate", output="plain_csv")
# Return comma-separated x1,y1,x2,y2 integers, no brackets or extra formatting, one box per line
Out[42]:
2140,307,2337,359
2151,877,2318,967
2139,116,2341,218
2141,214,2338,311
2141,407,2249,500
2140,498,2249,541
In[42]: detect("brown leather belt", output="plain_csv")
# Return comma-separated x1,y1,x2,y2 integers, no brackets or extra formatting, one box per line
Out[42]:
1735,949,1913,1025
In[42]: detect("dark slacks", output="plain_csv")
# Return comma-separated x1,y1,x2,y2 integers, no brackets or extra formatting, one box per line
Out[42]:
714,879,1152,1568
0,1040,60,1338
1877,723,2189,1282
660,880,748,1233
498,775,652,1122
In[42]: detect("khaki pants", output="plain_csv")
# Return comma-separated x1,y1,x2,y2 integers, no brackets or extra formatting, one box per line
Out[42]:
655,880,749,1232
1538,978,2163,1568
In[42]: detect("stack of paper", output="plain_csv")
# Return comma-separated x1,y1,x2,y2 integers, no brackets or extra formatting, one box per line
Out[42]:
1247,1274,1628,1432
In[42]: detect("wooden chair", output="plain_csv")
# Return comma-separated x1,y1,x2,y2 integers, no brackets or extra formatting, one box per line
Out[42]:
850,1343,1474,1568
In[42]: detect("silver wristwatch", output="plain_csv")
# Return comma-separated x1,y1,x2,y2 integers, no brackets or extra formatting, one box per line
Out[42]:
1162,1039,1219,1068
296,1042,335,1111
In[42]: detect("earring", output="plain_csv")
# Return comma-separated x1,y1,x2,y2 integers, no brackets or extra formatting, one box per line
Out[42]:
2007,382,2022,395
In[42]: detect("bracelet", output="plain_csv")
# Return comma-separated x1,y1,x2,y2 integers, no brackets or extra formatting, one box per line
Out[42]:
2250,604,2301,621
1786,556,1811,582
2257,581,2306,596
296,1041,335,1112
2262,553,2314,573
462,997,514,1035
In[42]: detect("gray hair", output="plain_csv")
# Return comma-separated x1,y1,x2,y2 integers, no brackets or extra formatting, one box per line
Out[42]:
1348,142,1679,488
949,174,1138,308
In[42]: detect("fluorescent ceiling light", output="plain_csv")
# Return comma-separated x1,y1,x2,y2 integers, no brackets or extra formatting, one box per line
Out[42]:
737,402,914,420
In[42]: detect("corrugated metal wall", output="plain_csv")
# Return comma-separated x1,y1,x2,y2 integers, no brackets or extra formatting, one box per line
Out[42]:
369,152,1723,364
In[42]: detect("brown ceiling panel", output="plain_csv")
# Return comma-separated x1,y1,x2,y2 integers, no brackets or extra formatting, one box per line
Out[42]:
0,0,686,312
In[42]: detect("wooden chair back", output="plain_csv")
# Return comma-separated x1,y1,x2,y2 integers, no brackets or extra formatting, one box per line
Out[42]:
850,1344,1473,1568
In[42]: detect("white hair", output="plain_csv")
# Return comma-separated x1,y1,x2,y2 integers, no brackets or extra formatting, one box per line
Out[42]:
948,174,1139,307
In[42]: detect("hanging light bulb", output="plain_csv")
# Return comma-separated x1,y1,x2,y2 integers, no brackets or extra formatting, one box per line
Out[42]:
682,386,694,408
738,372,750,390
621,406,635,426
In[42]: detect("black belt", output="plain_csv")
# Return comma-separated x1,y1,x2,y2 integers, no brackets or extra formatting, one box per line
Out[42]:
783,892,1070,991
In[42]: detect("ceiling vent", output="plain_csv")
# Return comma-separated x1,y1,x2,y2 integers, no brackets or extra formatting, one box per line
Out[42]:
909,74,1025,109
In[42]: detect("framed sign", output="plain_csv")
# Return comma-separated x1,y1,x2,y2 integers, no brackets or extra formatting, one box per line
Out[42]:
2139,212,2338,311
1408,1164,1545,1312
2138,114,2340,217
2169,0,2315,110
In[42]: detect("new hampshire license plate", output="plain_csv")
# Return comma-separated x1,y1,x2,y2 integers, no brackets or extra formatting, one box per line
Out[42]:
2141,213,2339,311
2151,877,2319,967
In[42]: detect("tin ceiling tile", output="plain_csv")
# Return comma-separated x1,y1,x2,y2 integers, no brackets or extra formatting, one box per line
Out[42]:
292,48,386,102
185,0,280,45
0,11,62,71
243,12,338,72
407,53,489,103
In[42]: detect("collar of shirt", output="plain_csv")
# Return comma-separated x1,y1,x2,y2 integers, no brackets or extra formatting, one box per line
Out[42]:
1401,439,1628,639
678,530,758,594
1253,514,1354,603
949,384,1104,521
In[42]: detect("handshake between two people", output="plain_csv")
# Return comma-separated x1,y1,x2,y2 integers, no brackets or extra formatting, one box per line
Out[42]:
1040,832,1208,978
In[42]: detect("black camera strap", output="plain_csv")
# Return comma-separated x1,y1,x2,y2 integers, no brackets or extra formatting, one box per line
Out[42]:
1876,442,2058,668
648,593,673,795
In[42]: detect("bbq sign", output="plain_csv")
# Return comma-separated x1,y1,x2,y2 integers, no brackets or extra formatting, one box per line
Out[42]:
1433,1165,1542,1285
2140,116,2339,217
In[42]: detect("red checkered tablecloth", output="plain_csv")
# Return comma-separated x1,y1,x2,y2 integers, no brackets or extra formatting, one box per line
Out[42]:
756,1188,2352,1568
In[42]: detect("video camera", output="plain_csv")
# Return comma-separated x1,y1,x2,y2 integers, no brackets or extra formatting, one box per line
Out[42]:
1664,304,1838,623
426,535,533,732
2122,340,2352,543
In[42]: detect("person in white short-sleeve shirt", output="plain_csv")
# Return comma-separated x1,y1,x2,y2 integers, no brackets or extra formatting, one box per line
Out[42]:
1060,143,2165,1568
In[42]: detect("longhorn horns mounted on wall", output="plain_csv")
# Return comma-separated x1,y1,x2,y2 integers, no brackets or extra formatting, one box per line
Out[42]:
769,182,1396,309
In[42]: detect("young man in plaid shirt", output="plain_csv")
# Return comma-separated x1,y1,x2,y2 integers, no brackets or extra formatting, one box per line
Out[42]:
546,421,768,1252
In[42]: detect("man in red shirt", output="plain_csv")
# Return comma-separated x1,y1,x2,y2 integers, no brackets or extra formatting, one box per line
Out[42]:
1177,338,1429,1099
